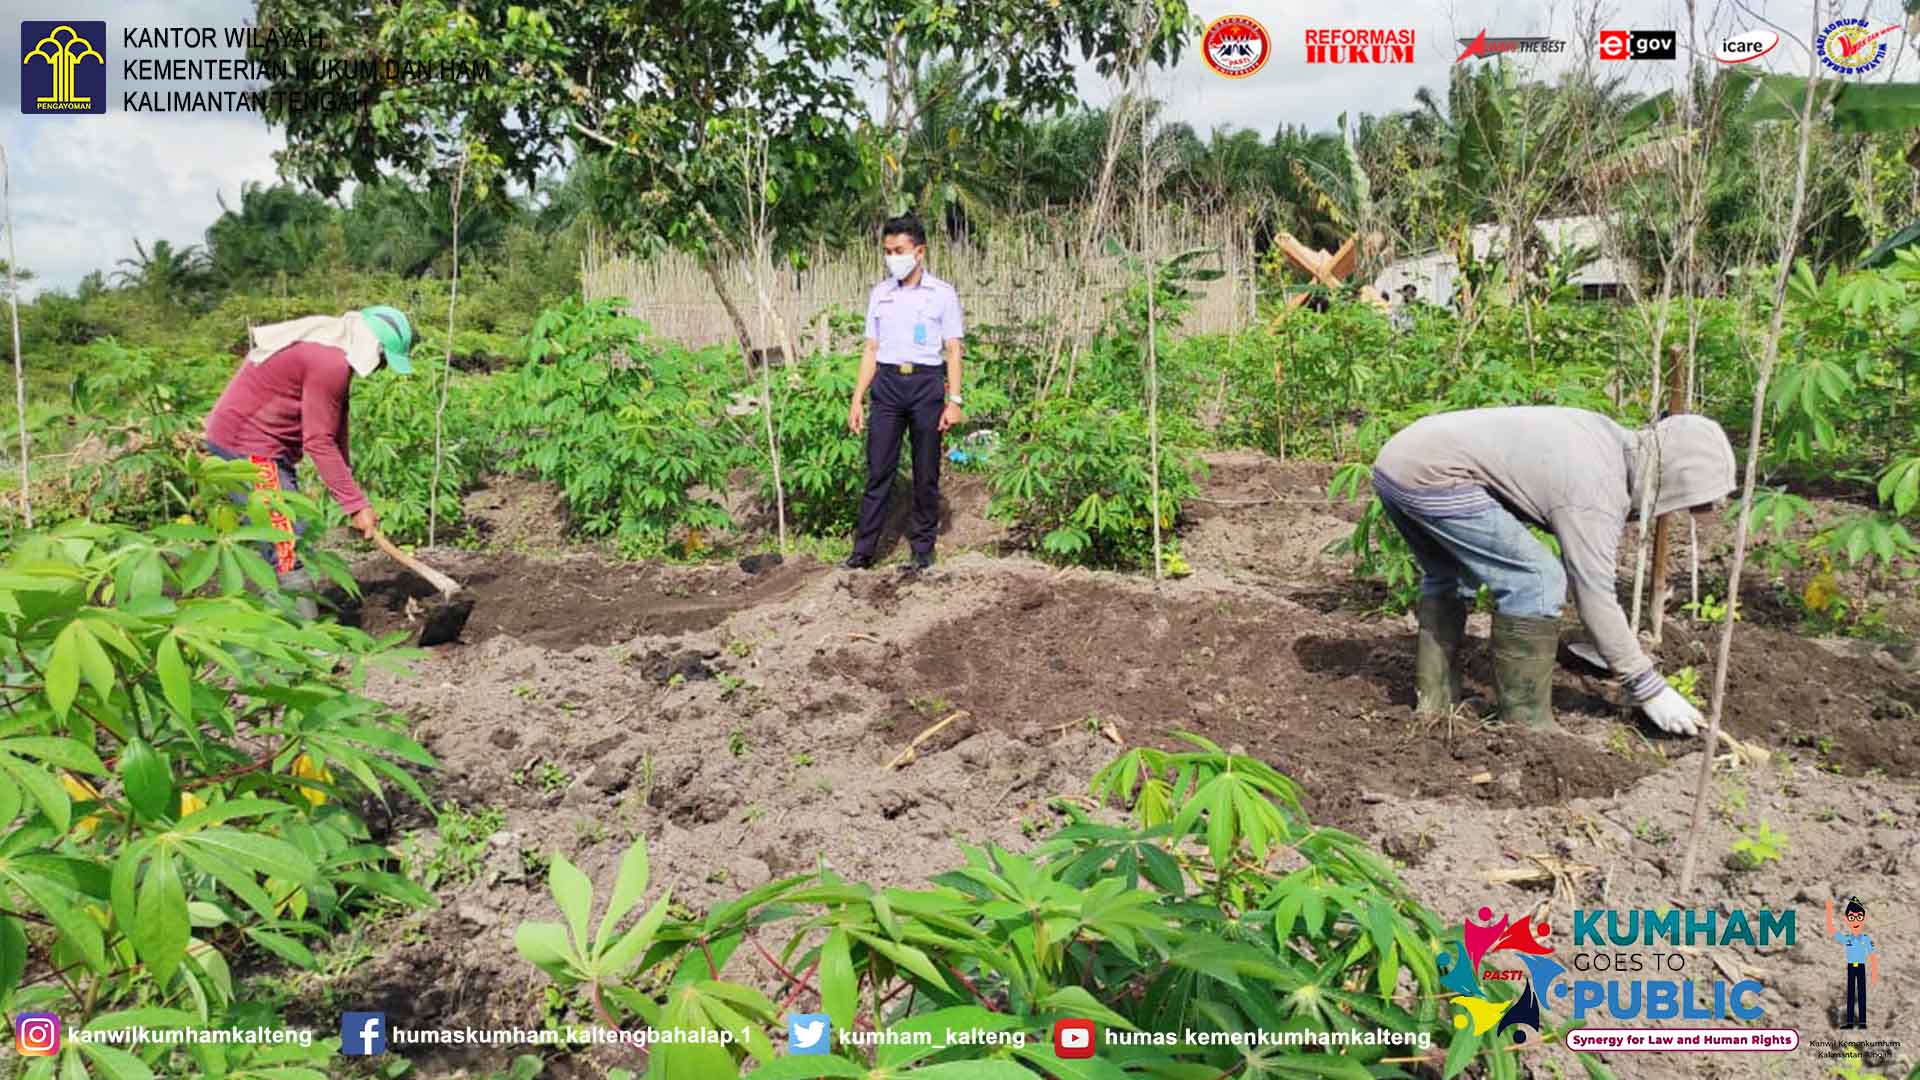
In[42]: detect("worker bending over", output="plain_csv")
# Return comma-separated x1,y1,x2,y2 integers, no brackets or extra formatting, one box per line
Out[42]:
204,307,414,616
1371,406,1735,734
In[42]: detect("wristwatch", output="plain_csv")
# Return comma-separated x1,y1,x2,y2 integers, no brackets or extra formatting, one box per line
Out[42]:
946,393,964,406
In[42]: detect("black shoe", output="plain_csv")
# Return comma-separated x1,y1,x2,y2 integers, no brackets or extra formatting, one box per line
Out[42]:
842,553,873,570
902,550,934,572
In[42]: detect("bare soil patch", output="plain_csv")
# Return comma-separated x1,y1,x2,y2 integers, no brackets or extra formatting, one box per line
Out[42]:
338,551,827,649
300,450,1918,1079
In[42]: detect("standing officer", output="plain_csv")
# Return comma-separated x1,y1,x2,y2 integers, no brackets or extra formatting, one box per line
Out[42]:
845,214,965,572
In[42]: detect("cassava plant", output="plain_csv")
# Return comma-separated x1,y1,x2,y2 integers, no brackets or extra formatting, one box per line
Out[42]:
988,394,1202,570
493,298,742,556
0,462,436,1079
513,735,1590,1079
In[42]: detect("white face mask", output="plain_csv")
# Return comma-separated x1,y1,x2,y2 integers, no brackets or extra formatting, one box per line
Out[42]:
884,252,919,280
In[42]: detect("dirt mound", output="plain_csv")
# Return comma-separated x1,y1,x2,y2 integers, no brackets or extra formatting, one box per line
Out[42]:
461,475,573,552
1182,453,1362,592
894,579,1654,829
340,551,827,649
1655,620,1920,776
303,452,1920,1079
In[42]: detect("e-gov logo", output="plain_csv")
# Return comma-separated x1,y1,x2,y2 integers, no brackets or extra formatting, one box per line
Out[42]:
22,22,106,114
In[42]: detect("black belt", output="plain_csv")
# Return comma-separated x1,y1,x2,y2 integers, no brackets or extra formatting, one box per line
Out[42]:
884,363,940,375
1849,962,1865,967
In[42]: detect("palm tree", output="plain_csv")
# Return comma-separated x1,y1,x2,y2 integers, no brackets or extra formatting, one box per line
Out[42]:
342,179,513,277
896,57,1008,240
111,238,209,301
204,182,334,288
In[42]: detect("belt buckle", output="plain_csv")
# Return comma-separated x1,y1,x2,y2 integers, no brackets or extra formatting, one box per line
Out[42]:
896,363,913,375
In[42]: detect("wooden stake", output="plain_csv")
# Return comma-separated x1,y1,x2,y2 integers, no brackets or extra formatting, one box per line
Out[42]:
1679,27,1826,895
1649,344,1686,643
428,149,465,549
1,146,27,528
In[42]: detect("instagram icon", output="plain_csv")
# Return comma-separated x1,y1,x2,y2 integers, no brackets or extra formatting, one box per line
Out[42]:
14,1012,61,1056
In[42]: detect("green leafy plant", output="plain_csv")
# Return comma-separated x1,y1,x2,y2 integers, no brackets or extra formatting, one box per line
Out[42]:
755,355,866,537
0,472,435,1079
347,357,493,544
1669,666,1706,709
1682,592,1738,624
1728,820,1788,869
988,395,1202,569
511,735,1584,1079
1325,464,1421,613
493,298,740,556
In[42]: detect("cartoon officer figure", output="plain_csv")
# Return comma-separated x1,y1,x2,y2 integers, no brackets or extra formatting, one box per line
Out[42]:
1827,896,1879,1029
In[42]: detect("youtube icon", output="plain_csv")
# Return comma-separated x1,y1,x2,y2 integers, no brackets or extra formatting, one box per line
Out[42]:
1053,1019,1096,1059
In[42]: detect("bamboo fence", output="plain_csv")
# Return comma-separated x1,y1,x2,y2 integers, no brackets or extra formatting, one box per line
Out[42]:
580,214,1260,352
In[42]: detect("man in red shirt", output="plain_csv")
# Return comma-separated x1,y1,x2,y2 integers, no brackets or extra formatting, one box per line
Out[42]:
204,307,413,616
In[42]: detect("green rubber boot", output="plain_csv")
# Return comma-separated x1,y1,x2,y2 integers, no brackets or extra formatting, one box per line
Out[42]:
1414,594,1468,716
277,568,322,622
1491,613,1559,730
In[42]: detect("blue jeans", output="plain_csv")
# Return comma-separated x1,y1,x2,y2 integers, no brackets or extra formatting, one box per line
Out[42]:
206,440,303,574
1377,491,1565,619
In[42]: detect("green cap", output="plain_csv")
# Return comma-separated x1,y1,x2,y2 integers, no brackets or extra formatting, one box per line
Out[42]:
360,306,413,374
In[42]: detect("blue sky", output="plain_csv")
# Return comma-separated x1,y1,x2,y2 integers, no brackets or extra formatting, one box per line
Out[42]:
0,0,1908,292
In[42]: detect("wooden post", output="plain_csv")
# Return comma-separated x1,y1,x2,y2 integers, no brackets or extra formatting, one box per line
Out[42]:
1649,343,1687,642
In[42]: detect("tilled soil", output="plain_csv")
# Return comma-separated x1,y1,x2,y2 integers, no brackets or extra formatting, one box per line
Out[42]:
310,456,1920,1079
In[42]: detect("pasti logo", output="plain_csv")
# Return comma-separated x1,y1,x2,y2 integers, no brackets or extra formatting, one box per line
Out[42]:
1201,15,1270,78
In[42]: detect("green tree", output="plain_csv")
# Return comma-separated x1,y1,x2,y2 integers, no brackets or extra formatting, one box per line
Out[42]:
109,238,209,303
843,0,1194,213
340,178,513,277
203,182,335,287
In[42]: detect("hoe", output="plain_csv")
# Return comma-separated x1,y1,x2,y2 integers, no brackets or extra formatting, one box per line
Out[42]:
370,531,474,646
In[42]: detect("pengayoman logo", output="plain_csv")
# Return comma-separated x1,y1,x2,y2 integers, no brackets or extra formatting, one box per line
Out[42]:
22,21,106,114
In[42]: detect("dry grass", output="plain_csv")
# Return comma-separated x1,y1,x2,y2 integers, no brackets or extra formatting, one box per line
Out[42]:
581,215,1260,352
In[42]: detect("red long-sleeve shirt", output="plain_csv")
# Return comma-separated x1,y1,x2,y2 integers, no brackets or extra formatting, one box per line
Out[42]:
204,342,368,514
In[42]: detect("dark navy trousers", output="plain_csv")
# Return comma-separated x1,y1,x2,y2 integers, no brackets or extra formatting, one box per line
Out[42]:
852,364,943,557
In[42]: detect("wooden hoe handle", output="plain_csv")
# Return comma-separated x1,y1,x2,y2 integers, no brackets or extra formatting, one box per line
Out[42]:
370,530,462,596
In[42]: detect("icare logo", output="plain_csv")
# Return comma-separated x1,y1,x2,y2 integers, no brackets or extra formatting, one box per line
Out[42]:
1599,29,1676,60
13,1012,61,1056
1053,1018,1095,1059
1714,30,1778,63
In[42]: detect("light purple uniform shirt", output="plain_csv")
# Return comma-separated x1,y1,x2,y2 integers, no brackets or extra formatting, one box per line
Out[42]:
865,270,964,366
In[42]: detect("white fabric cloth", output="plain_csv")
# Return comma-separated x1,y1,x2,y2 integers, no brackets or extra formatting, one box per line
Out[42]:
245,313,382,376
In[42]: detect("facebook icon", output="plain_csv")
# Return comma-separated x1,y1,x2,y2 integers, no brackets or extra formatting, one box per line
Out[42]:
340,1012,387,1056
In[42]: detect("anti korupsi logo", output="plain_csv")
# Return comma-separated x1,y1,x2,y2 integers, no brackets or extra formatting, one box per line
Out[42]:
1304,28,1414,64
1599,30,1676,60
1455,30,1567,62
1816,18,1898,76
21,21,106,114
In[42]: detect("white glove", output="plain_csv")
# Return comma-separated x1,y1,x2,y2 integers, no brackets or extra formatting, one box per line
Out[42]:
1641,685,1702,736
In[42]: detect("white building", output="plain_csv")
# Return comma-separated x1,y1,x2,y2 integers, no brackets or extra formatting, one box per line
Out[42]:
1373,215,1632,308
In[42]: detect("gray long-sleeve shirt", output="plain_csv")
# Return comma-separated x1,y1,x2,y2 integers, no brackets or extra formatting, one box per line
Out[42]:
1372,407,1735,701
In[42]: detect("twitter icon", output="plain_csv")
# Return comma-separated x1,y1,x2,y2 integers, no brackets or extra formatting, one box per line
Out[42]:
787,1012,831,1055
